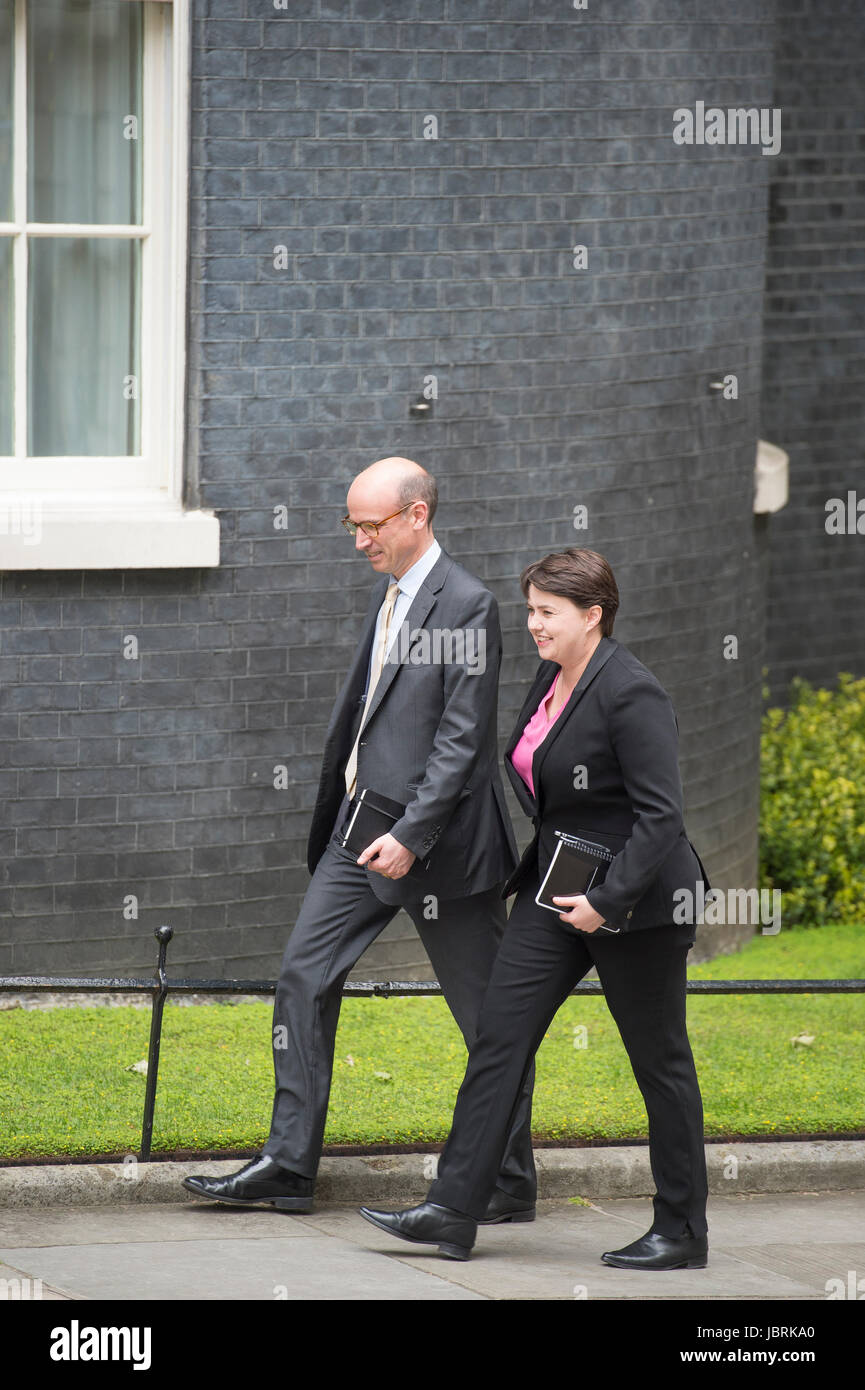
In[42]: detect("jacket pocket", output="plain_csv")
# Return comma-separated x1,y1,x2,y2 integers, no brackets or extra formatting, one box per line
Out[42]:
687,836,711,891
501,833,539,898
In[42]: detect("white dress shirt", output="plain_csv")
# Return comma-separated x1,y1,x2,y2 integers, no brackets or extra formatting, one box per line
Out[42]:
362,538,442,698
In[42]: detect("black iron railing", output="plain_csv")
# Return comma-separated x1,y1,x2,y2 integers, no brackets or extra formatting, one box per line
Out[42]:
2,924,863,1160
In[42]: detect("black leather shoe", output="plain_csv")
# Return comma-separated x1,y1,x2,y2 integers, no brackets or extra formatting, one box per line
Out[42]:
182,1155,314,1212
479,1188,536,1224
359,1201,477,1260
601,1228,708,1270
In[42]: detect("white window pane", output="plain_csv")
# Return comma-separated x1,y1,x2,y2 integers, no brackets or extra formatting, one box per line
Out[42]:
28,238,141,456
28,0,143,225
0,238,11,454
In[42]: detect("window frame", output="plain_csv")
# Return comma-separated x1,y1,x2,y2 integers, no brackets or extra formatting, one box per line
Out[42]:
0,0,219,568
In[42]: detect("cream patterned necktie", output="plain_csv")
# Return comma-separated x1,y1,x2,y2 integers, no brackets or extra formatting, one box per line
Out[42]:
344,581,400,799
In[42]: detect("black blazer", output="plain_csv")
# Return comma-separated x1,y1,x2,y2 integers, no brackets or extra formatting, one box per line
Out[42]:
501,635,710,933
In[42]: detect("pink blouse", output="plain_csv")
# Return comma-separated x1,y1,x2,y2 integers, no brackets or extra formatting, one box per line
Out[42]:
510,671,567,797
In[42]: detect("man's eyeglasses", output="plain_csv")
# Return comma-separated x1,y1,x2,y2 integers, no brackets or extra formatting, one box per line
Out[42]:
341,503,414,538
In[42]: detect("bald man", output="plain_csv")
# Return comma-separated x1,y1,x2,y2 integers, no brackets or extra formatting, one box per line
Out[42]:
184,458,538,1219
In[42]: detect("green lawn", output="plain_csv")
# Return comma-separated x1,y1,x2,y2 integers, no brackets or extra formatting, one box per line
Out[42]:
1,922,863,1160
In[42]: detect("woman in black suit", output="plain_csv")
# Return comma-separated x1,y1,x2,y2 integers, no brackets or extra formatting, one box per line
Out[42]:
360,548,711,1268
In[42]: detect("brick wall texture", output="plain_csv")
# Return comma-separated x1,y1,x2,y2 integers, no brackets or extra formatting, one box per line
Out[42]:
3,0,836,980
761,0,865,699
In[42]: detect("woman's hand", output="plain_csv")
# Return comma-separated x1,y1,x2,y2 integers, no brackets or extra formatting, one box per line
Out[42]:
552,893,606,933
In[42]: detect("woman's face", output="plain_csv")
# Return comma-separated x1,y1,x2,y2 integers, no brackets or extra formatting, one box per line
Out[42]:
525,583,602,667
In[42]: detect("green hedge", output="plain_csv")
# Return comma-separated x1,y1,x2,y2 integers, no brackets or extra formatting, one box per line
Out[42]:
760,672,865,927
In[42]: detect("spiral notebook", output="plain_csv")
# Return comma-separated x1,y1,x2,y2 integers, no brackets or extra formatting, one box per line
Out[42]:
535,831,621,934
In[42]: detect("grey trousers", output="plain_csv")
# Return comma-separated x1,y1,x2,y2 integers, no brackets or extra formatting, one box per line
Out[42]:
262,799,537,1194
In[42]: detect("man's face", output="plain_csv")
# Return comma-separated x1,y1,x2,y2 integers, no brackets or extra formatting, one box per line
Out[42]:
346,481,427,578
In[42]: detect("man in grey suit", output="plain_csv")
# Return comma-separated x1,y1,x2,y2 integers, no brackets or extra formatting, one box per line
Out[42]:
184,457,537,1219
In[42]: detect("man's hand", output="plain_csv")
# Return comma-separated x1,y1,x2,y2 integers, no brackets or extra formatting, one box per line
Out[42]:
357,833,417,879
552,893,606,933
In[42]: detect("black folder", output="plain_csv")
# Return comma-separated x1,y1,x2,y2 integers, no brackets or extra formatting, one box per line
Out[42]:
341,787,432,869
535,831,621,934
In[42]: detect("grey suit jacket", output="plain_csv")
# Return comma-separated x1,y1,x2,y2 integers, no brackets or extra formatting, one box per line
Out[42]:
307,546,519,906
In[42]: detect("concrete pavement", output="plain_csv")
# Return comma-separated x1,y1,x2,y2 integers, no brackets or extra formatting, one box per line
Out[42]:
1,1141,863,1301
1,1192,864,1301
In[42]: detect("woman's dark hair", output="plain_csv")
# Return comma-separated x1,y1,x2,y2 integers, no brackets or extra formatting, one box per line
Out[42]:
519,548,619,637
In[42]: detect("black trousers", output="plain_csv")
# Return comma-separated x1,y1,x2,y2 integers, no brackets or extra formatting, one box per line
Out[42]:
428,873,709,1236
262,796,537,1194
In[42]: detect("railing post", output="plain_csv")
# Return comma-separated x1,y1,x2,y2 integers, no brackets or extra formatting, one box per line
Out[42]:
139,925,173,1163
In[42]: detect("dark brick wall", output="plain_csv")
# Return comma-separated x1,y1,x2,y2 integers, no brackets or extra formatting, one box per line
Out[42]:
1,0,777,978
762,0,865,700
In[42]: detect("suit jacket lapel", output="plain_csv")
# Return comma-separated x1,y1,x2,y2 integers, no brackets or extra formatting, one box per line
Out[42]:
358,547,452,731
504,662,557,763
323,576,386,741
503,661,557,815
530,636,617,803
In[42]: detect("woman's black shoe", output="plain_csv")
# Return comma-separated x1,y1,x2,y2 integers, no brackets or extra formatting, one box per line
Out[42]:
359,1201,477,1260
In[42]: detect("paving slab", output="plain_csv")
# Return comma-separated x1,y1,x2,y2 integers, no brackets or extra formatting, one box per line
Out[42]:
303,1194,864,1302
1,1190,862,1302
0,1226,481,1302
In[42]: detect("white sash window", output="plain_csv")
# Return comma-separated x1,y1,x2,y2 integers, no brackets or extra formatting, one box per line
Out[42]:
0,0,218,568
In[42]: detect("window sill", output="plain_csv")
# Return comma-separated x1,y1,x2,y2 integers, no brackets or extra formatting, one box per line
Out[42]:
0,496,220,570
